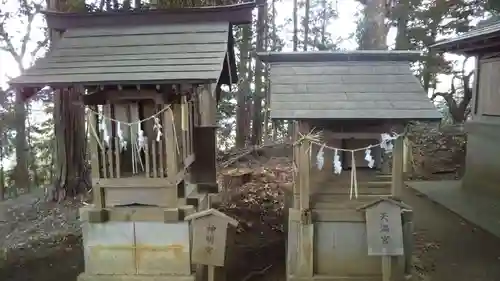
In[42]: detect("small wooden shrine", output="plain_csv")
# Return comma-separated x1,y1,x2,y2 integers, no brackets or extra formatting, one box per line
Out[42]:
258,51,442,281
431,22,500,195
10,3,254,281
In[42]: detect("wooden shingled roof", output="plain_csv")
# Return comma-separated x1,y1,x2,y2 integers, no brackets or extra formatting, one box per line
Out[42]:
8,3,259,94
431,21,500,54
258,51,442,121
10,23,236,88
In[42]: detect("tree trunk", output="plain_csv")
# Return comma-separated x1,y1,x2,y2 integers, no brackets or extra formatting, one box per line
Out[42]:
421,16,439,93
26,104,40,187
293,0,298,51
359,0,388,50
0,133,4,201
236,25,251,148
394,0,410,50
246,51,254,145
320,0,327,48
271,0,279,141
14,90,28,195
303,0,311,51
51,88,88,201
46,0,88,201
288,0,299,139
263,1,271,142
251,0,267,145
357,0,390,173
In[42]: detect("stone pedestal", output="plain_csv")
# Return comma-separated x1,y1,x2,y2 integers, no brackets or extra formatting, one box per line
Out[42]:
286,202,413,281
78,208,195,281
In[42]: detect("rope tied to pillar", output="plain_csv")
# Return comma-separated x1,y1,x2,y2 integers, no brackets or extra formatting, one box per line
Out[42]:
295,130,404,199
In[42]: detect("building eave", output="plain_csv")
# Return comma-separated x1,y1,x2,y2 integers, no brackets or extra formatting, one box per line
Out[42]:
43,2,256,30
257,50,423,63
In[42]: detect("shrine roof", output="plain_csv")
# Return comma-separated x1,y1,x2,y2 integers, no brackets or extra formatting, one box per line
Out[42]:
9,22,237,93
258,51,442,121
42,2,255,29
431,21,500,54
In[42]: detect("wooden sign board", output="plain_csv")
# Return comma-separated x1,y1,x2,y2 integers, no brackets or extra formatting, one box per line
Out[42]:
364,200,404,256
185,209,238,267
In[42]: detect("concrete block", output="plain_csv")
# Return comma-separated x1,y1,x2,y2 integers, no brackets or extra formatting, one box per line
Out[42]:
315,222,381,275
134,222,191,275
78,273,195,281
179,205,195,219
82,222,135,275
80,207,109,223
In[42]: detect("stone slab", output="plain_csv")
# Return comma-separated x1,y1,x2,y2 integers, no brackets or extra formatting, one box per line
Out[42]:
82,221,192,275
77,273,195,281
135,221,191,275
82,222,136,275
288,277,380,281
408,180,500,238
80,206,195,223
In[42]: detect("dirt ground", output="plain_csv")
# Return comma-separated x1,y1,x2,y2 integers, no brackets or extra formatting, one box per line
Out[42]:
1,152,500,281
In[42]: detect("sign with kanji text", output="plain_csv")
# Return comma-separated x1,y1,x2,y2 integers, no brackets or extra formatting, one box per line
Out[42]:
185,209,238,267
363,199,405,256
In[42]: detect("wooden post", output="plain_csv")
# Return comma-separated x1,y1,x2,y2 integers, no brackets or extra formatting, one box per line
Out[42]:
173,94,184,167
181,95,189,161
198,84,217,127
164,104,179,190
402,210,414,276
191,84,218,188
296,121,313,277
298,121,310,211
402,137,412,175
382,256,392,281
114,137,121,178
208,265,214,281
103,104,114,178
88,106,104,208
292,121,300,209
391,137,404,198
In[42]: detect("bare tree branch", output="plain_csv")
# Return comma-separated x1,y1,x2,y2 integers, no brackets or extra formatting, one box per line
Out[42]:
0,0,44,72
30,37,49,58
431,55,474,123
0,26,23,68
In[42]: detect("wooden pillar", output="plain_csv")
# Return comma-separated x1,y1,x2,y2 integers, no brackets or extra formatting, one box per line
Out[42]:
375,145,382,170
391,137,404,198
198,84,217,126
191,84,218,191
297,121,311,211
402,137,412,175
88,106,105,208
381,153,391,175
292,121,300,209
193,83,218,281
296,121,313,277
164,103,179,197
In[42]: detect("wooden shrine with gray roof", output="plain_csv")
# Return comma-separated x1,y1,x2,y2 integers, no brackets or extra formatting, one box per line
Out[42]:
10,3,255,281
431,21,500,197
258,50,441,281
